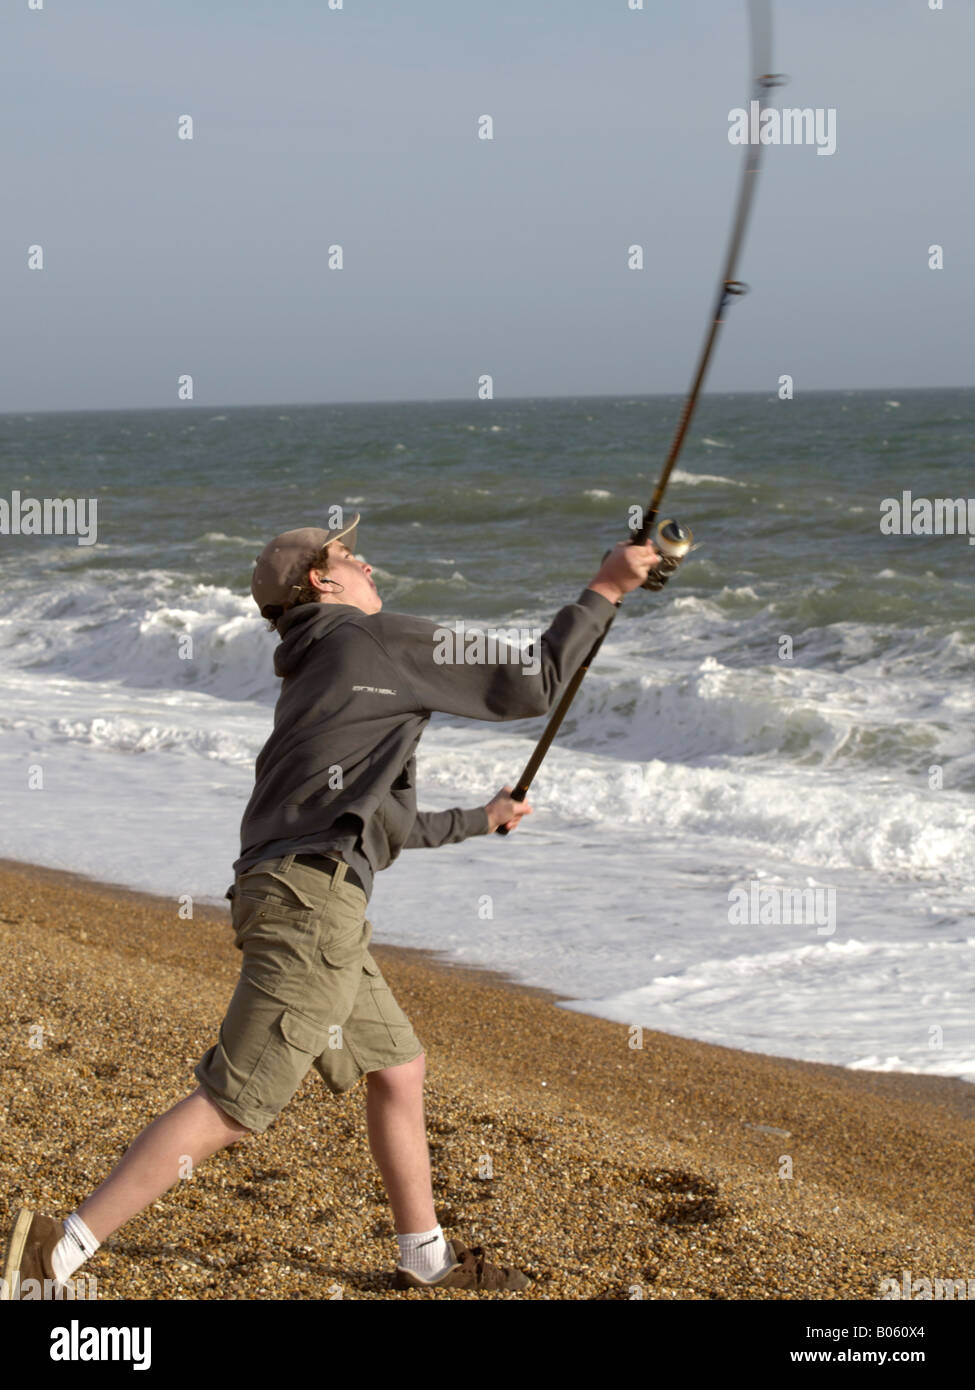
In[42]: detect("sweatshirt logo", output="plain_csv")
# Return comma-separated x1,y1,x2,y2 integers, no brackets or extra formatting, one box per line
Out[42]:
352,684,397,695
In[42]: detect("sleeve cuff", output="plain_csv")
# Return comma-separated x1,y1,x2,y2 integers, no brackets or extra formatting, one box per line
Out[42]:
462,806,492,837
576,587,620,622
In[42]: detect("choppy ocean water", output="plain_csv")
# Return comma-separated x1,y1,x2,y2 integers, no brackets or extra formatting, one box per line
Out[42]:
1,389,972,1081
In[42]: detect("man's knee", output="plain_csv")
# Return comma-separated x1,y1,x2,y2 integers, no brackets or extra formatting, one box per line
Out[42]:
192,1085,255,1140
366,1051,426,1089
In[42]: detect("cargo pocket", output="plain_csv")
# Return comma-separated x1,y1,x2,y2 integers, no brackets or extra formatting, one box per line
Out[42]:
235,1008,332,1118
361,951,414,1051
279,1009,330,1053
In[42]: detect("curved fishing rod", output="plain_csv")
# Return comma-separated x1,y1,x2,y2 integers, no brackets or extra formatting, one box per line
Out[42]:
498,0,782,834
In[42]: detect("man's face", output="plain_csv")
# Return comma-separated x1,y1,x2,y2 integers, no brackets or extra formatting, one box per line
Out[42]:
313,540,382,614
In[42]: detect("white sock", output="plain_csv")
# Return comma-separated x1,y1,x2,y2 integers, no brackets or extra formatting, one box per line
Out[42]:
51,1212,100,1289
396,1225,454,1280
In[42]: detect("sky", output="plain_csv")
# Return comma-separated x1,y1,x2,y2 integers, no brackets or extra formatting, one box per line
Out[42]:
1,0,971,412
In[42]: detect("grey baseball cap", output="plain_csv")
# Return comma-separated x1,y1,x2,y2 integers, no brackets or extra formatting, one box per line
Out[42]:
251,513,360,616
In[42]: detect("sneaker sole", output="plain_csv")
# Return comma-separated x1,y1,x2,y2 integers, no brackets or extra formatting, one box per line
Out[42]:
1,1209,34,1301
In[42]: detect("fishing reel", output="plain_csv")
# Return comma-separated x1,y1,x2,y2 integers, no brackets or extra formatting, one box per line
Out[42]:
640,518,694,590
608,519,694,591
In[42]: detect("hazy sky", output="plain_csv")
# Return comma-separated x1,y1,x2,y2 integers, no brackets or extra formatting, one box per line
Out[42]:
2,0,971,412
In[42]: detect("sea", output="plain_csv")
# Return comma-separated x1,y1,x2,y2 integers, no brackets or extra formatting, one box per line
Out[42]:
1,389,973,1084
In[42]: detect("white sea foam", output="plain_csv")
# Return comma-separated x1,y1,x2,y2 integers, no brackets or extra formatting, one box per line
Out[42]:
0,566,971,1084
670,467,746,487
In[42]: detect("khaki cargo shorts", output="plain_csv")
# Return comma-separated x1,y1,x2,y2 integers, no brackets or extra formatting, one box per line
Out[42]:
194,854,424,1132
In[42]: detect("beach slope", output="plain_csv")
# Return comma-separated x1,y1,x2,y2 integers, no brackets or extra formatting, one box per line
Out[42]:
1,861,972,1300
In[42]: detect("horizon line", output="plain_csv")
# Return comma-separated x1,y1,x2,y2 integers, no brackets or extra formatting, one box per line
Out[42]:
1,383,971,420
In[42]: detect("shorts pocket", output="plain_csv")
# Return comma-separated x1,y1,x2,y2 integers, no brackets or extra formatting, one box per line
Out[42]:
279,1009,331,1054
234,898,315,945
235,869,318,913
235,1008,332,1117
233,898,320,986
321,937,367,972
319,896,368,971
360,952,414,1050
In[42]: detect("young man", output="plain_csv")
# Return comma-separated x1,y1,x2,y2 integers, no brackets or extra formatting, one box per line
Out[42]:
2,512,660,1297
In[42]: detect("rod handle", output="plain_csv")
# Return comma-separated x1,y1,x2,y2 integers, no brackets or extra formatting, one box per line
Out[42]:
494,787,527,836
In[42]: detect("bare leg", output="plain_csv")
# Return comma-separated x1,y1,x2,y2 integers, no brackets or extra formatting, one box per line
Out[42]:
76,1087,251,1243
365,1053,437,1234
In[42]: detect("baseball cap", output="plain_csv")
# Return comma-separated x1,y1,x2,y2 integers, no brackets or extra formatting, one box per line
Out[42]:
251,512,360,617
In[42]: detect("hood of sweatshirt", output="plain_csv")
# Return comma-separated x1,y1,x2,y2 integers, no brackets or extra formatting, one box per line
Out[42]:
273,603,364,678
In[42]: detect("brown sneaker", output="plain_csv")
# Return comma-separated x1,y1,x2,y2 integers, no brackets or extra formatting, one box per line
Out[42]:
1,1209,64,1301
393,1237,530,1291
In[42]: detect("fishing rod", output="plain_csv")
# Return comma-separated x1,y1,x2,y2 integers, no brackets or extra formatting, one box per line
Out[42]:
498,0,783,834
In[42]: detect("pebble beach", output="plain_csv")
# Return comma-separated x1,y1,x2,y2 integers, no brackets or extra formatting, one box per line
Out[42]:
1,858,973,1302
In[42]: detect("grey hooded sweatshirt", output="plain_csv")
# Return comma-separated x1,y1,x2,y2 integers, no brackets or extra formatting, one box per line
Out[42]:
234,586,618,897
